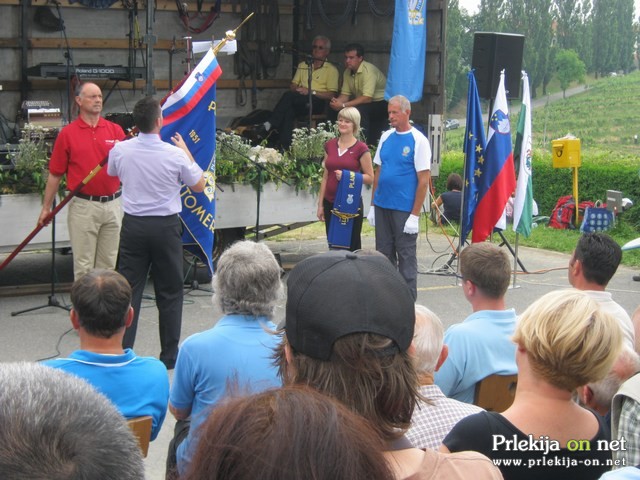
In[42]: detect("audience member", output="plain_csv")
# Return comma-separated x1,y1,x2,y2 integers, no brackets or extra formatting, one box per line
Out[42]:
568,232,635,349
166,241,282,478
367,95,431,299
107,95,206,369
612,356,640,467
44,269,169,441
434,242,517,403
631,305,640,353
183,386,395,480
38,82,125,280
0,362,144,479
317,107,373,251
431,173,462,225
276,250,503,479
600,468,640,479
406,304,483,450
443,289,623,480
578,346,640,428
262,35,338,149
329,43,388,144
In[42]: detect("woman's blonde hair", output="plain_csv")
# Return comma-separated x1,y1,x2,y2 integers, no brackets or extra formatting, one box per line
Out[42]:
513,289,623,391
338,107,361,136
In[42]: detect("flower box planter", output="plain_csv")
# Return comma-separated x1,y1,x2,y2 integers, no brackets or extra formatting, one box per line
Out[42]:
0,193,70,253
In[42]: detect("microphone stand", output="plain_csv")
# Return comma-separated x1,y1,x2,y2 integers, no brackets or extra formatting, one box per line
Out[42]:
279,46,341,128
11,198,71,316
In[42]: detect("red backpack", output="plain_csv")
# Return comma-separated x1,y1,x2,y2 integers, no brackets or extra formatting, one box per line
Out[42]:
549,195,595,229
549,195,576,229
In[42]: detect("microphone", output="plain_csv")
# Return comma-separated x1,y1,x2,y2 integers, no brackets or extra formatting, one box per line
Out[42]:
270,45,285,53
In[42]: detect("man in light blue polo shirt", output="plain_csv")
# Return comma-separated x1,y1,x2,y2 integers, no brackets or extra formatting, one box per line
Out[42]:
434,243,518,404
165,241,282,479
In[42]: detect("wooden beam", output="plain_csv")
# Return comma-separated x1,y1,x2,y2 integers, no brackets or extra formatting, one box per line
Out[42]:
2,37,285,51
2,78,290,92
0,0,292,14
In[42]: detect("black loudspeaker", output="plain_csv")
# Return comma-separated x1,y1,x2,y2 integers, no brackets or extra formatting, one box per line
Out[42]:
471,32,525,99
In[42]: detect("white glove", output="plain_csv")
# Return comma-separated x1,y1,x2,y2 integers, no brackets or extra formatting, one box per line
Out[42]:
403,214,420,234
366,206,376,227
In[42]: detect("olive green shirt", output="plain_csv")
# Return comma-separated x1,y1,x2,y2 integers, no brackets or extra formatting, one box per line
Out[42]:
291,61,339,93
340,60,386,102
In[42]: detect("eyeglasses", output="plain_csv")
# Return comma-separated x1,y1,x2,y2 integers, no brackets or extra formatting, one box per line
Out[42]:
312,45,325,50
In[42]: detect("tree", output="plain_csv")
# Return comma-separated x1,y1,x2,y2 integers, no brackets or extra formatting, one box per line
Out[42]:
504,0,554,98
555,49,586,97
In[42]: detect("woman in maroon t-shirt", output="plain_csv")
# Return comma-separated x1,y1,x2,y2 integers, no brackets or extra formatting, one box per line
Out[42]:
317,107,374,251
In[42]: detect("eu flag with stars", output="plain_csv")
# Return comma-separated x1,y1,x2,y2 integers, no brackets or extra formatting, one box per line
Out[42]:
161,48,221,275
460,71,487,245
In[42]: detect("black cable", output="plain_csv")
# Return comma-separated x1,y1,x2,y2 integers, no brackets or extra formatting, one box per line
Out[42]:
36,327,74,362
316,0,355,27
367,0,394,17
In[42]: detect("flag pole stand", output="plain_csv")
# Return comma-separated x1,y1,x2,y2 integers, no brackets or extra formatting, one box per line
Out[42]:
511,232,522,289
495,230,527,274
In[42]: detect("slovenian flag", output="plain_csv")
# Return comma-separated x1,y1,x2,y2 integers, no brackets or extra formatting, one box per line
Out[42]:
384,0,426,102
160,48,222,275
471,70,516,243
513,72,534,237
460,71,487,246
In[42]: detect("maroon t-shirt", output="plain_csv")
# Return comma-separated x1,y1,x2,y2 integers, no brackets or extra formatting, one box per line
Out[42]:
323,138,369,202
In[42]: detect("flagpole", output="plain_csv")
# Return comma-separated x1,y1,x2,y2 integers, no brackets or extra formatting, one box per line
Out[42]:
512,232,520,288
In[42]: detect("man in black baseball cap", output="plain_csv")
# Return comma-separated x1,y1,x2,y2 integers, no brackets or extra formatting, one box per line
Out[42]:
275,250,503,479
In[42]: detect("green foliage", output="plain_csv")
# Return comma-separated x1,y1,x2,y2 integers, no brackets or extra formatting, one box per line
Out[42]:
215,128,328,194
289,122,337,162
0,125,59,196
555,49,586,94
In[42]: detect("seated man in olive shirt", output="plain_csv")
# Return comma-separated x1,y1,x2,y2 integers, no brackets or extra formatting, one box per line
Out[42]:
330,42,387,144
263,35,339,149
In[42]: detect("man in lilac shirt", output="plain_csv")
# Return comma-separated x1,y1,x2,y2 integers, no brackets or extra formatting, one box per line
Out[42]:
107,96,205,369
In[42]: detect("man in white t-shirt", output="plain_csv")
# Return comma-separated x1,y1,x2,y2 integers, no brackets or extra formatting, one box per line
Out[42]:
568,232,635,350
367,95,431,299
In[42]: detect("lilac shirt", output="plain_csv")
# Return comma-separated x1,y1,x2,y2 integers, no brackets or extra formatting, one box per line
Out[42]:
107,132,203,216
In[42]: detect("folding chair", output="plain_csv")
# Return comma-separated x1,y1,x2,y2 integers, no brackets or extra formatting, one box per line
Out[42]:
474,374,518,412
127,415,153,458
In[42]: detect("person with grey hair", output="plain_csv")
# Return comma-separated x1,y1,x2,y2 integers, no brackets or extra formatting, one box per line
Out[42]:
367,94,431,299
0,362,144,479
406,304,483,450
38,82,126,280
166,241,282,479
578,346,640,428
261,34,339,149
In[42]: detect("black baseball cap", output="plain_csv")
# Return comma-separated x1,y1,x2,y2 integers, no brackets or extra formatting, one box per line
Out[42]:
285,251,415,361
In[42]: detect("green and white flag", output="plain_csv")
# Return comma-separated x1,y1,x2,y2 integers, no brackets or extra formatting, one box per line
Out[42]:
513,72,534,237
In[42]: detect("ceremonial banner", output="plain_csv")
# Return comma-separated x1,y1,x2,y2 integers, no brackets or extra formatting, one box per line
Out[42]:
161,48,221,274
460,71,487,246
471,71,516,243
384,0,426,102
513,72,534,237
328,171,363,250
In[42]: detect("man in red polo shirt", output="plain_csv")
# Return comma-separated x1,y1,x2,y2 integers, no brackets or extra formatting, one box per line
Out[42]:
38,82,125,280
